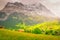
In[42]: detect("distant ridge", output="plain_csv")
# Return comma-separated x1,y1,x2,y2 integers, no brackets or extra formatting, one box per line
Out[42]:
0,2,57,21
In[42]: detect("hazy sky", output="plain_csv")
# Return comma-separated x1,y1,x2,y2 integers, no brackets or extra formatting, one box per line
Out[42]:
0,0,60,17
41,0,60,17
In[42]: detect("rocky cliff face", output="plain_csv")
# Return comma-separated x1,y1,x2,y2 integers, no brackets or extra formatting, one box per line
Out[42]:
0,2,56,21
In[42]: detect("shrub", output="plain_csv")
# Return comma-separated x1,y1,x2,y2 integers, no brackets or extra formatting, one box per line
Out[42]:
54,29,60,35
32,28,42,34
45,30,55,35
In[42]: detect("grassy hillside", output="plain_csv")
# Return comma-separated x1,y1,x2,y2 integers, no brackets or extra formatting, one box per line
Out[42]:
0,12,54,30
17,20,60,35
0,29,60,40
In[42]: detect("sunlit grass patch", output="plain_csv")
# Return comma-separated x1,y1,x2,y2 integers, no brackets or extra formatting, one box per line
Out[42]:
0,29,60,40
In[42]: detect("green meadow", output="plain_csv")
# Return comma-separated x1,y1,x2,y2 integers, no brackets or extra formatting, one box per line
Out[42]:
0,29,60,40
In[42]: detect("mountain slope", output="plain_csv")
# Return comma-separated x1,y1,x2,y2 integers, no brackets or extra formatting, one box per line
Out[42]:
0,2,56,20
0,2,57,29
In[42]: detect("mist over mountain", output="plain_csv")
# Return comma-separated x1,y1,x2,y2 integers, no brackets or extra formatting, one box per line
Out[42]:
0,2,59,29
0,2,57,20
